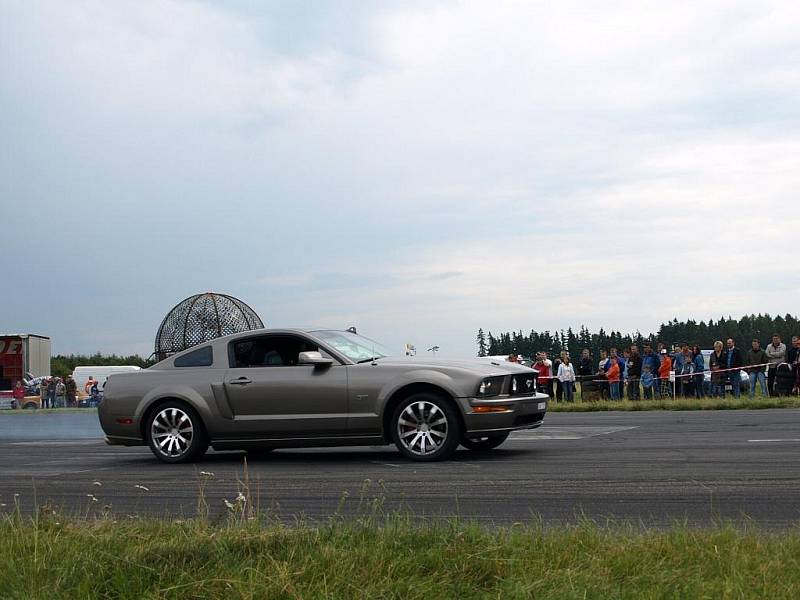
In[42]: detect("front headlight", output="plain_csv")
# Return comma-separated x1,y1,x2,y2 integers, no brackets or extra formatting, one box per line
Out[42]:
477,376,505,397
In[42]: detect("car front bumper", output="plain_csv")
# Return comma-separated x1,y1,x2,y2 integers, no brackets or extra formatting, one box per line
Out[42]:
459,392,548,435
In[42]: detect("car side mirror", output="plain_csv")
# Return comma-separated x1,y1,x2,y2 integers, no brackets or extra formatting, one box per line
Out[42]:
298,351,333,367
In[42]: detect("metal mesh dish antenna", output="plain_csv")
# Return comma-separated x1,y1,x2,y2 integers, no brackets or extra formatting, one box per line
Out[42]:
154,292,264,360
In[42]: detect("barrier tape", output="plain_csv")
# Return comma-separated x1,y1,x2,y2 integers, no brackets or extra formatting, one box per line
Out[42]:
533,362,778,385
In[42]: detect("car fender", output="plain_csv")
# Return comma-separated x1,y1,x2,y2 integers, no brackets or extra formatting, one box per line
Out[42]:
377,369,465,409
135,383,216,423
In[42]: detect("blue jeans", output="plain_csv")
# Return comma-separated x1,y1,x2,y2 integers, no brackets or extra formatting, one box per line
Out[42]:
729,373,741,398
562,380,574,401
610,382,620,400
749,371,767,396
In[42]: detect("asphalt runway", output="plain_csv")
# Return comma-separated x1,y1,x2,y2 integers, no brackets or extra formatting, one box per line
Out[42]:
1,409,800,527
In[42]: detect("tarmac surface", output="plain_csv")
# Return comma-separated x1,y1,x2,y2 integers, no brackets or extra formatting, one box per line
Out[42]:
1,409,799,527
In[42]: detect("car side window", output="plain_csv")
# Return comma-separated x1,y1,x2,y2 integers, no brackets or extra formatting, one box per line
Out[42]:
174,346,213,367
230,335,320,368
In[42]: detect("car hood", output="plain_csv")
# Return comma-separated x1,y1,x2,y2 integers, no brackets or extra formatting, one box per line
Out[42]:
365,356,534,376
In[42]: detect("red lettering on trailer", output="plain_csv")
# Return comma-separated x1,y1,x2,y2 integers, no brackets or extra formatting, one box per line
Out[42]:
0,340,23,355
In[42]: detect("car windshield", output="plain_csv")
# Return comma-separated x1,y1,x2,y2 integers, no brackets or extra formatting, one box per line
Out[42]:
312,330,391,363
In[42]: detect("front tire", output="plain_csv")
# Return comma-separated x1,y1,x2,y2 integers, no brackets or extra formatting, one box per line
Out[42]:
391,393,461,461
460,432,510,451
146,402,208,463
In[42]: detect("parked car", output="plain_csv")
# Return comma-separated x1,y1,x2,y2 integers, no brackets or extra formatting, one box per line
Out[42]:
99,329,549,463
72,366,141,399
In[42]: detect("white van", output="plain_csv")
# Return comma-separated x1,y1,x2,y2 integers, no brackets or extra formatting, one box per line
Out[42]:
72,365,141,397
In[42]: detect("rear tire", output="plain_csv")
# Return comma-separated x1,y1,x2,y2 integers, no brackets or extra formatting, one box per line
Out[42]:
460,432,510,451
391,393,461,461
146,401,208,463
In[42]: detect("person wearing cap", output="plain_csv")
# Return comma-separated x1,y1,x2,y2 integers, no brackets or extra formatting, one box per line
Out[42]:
658,349,672,397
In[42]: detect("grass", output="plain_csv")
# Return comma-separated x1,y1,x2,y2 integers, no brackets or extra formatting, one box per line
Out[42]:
2,508,800,599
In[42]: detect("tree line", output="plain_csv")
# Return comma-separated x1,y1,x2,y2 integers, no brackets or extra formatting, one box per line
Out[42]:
476,313,800,360
51,353,156,378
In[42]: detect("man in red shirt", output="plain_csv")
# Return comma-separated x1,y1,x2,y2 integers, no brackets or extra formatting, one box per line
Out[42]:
12,380,25,409
532,353,552,397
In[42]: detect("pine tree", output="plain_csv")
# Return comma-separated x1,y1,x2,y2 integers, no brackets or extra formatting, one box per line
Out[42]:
476,328,488,357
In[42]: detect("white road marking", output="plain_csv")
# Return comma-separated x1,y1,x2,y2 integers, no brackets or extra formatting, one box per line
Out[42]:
748,439,800,443
510,425,638,441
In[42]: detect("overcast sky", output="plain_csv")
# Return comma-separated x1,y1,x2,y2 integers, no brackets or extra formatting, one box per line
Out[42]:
2,0,799,358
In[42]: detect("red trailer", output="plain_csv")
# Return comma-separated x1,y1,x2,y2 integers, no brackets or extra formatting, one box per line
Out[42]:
0,334,51,407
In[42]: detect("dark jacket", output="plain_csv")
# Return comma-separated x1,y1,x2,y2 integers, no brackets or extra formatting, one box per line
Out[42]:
627,353,642,378
709,350,726,383
746,348,768,373
788,346,800,365
578,357,594,377
726,347,744,370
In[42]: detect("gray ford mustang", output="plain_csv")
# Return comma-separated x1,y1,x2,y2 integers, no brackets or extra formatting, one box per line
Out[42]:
99,329,548,463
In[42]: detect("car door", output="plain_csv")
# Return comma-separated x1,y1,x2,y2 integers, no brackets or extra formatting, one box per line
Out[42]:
222,333,349,438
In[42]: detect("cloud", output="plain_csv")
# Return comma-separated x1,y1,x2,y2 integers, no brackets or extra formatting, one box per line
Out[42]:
1,0,798,357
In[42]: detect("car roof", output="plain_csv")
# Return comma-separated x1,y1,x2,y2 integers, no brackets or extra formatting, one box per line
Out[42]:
218,327,342,341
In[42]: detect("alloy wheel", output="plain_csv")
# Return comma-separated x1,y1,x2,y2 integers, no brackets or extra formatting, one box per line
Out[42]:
150,407,194,459
396,400,449,457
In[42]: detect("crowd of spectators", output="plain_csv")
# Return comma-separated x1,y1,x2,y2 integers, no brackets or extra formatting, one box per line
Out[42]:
36,375,80,408
511,334,800,401
10,374,102,409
